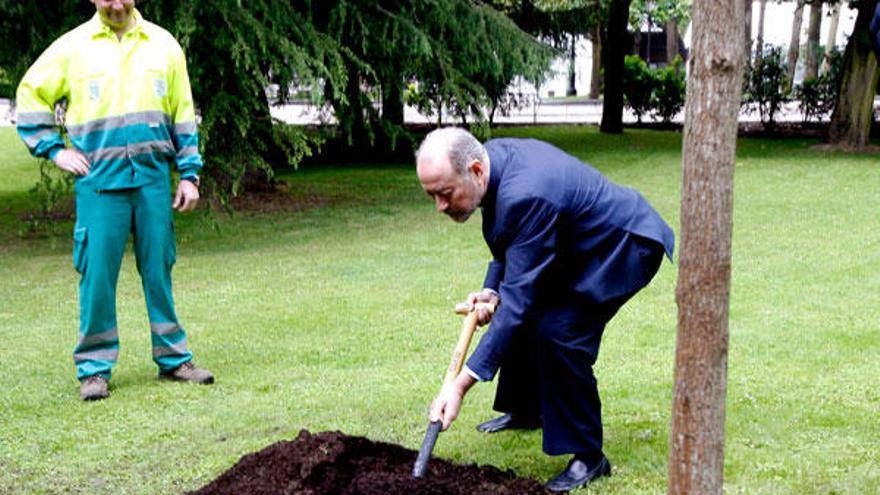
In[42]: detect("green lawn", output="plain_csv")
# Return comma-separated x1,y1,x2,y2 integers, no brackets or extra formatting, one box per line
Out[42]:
0,125,877,494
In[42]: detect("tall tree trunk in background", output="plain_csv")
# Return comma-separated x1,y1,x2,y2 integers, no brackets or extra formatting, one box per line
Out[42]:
828,2,879,149
600,0,633,133
822,3,841,73
669,0,744,491
667,19,680,63
744,0,753,65
567,34,578,96
590,26,603,99
754,0,766,67
785,0,805,93
804,0,823,80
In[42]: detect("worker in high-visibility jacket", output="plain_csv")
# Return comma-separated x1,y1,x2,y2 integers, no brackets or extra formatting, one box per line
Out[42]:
16,0,214,401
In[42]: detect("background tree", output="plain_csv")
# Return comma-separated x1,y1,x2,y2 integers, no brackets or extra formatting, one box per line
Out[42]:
601,0,635,133
0,0,91,99
669,0,744,492
827,0,879,149
804,0,824,80
744,0,753,65
821,1,842,73
2,0,552,200
786,0,806,93
754,0,767,67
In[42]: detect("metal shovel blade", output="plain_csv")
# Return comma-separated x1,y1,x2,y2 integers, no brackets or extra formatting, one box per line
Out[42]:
412,420,442,478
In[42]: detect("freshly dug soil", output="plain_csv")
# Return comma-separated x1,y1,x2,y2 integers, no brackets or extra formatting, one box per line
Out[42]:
190,430,553,495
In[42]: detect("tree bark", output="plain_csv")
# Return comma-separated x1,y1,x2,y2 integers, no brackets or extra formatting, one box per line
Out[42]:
785,0,805,93
744,0,753,65
669,0,744,493
822,3,841,74
600,0,633,134
804,0,823,80
667,19,680,64
567,34,578,96
828,2,879,149
590,26,603,99
754,0,766,67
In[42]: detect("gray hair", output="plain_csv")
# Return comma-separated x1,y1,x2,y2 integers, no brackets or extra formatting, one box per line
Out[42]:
416,127,489,176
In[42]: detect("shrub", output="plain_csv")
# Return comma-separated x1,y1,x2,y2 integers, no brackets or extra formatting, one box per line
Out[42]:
622,55,655,123
651,56,687,124
796,49,844,123
742,45,791,130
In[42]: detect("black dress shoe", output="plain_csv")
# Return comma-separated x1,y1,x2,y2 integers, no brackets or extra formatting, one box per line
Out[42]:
545,455,612,492
475,413,542,433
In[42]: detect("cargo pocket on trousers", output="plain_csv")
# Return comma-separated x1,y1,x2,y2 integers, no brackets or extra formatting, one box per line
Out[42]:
167,221,177,268
73,226,88,274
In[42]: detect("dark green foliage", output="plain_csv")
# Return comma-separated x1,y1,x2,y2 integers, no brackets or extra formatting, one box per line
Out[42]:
1,0,552,202
0,0,92,98
622,54,686,124
742,44,791,130
622,55,654,122
651,56,686,123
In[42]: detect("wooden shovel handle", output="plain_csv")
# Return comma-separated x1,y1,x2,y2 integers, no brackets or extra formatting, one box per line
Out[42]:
444,302,497,385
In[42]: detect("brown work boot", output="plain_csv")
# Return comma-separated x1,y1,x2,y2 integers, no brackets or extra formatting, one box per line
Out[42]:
79,375,109,401
160,361,214,384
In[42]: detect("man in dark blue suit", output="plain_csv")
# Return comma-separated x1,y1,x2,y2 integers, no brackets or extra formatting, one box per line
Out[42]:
417,128,674,492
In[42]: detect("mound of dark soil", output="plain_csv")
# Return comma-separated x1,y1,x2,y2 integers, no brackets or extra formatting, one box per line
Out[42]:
190,430,553,495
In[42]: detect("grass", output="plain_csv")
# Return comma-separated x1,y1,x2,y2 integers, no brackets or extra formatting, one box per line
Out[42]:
0,125,878,494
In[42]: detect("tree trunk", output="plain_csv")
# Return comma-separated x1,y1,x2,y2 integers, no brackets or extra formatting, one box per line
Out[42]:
669,0,744,493
754,0,766,67
821,3,841,74
667,19,680,64
785,0,805,93
828,2,879,149
590,26,603,99
804,0,823,80
744,0,753,65
567,34,578,96
600,0,633,134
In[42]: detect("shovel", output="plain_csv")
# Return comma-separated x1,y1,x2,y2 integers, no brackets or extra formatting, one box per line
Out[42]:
412,301,494,478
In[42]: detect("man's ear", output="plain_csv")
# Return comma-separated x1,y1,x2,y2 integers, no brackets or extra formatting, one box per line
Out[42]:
468,159,484,179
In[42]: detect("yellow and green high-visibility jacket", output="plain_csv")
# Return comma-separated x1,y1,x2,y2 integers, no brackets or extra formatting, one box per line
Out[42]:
16,9,202,190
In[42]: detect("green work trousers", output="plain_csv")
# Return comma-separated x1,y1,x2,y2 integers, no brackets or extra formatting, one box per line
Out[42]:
72,180,191,381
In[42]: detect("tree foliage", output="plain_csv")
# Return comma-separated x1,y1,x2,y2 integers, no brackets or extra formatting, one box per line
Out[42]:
0,0,553,200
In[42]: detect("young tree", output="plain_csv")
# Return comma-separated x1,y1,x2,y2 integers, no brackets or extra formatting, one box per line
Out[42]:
827,0,879,149
669,0,744,494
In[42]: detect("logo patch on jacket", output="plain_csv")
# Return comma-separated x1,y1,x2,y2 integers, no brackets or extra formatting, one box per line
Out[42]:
88,80,100,101
154,79,167,98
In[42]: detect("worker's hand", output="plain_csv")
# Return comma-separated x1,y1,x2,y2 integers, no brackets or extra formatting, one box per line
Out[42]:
464,289,500,326
173,180,200,212
430,381,465,431
429,373,476,431
52,148,90,176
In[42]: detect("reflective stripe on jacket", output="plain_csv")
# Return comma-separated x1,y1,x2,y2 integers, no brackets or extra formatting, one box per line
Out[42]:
16,9,202,190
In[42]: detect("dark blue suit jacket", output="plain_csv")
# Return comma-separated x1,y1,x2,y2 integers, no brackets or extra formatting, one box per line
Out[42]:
465,138,675,380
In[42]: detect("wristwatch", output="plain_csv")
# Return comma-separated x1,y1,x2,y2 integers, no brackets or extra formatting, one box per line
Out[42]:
181,175,200,187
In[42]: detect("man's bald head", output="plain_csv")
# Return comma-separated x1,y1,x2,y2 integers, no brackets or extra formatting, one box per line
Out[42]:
415,127,490,223
416,127,489,177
